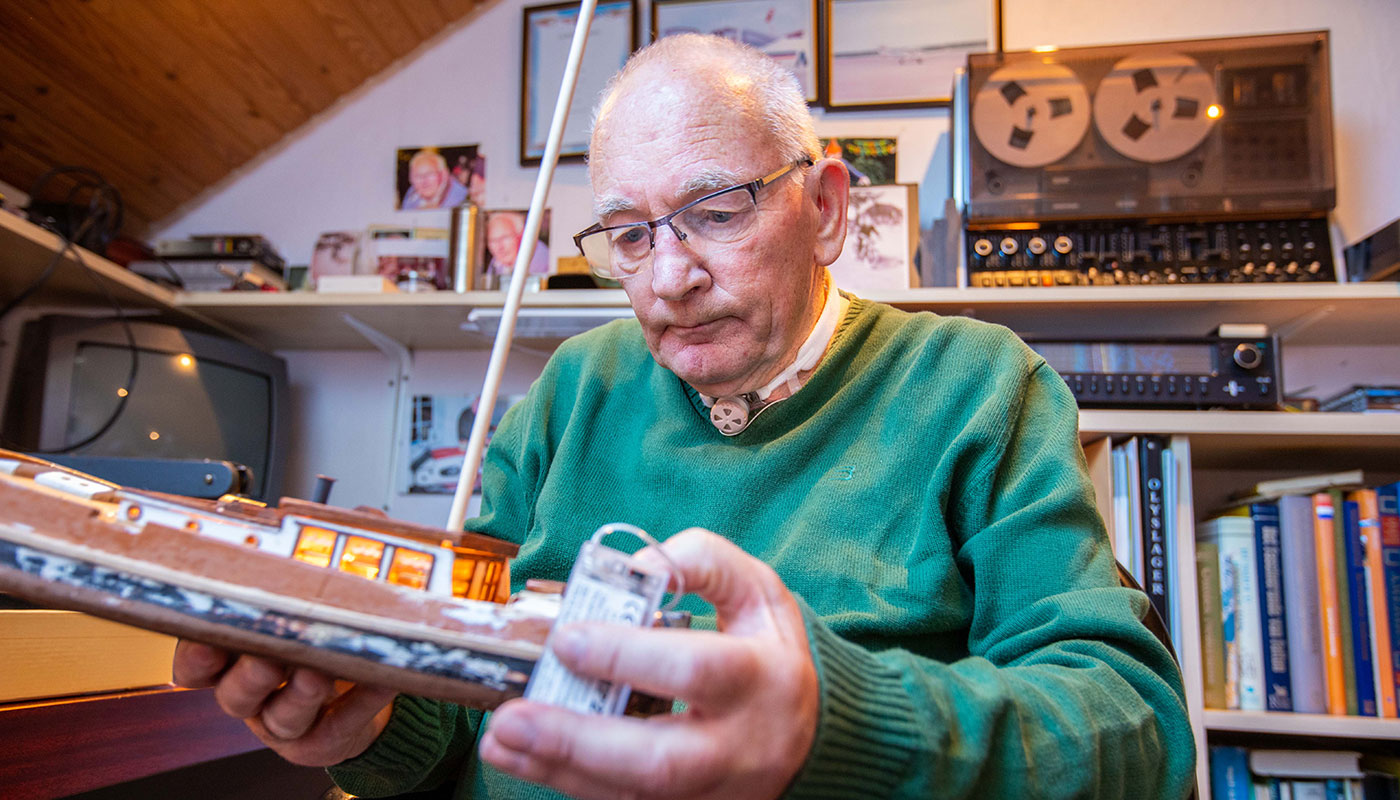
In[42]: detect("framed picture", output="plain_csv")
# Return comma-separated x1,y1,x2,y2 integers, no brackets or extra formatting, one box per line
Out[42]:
651,0,818,103
827,184,919,292
521,0,638,165
395,144,483,211
478,209,552,291
823,0,1001,110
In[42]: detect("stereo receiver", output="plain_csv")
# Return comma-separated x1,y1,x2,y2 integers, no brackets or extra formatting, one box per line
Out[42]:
1024,334,1282,409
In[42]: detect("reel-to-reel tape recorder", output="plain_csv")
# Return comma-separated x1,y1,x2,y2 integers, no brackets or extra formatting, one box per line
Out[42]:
951,31,1336,287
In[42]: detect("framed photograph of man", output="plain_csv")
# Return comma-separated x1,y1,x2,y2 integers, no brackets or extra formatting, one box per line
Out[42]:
479,209,552,290
396,144,484,210
651,0,818,103
521,0,638,165
823,0,1001,109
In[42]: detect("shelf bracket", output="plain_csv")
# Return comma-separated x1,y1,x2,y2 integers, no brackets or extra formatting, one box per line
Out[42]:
340,313,412,511
1273,302,1336,342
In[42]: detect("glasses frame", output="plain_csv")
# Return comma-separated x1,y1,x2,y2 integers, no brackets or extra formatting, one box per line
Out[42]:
573,158,814,277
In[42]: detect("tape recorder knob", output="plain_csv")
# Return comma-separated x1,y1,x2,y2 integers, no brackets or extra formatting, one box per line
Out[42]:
999,237,1019,256
1027,236,1048,256
1052,236,1074,255
973,238,995,257
1232,343,1263,370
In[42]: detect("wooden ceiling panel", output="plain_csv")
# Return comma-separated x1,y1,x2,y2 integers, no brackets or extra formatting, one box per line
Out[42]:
0,0,489,238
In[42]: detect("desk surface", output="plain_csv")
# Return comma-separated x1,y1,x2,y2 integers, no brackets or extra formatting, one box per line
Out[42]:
0,686,263,799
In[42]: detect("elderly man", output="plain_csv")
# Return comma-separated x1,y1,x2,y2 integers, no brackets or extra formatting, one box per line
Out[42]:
175,34,1195,799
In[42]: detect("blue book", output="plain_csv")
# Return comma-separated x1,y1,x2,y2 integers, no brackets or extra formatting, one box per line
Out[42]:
1342,499,1378,716
1378,482,1400,708
1253,501,1293,711
1211,745,1253,800
1324,779,1346,800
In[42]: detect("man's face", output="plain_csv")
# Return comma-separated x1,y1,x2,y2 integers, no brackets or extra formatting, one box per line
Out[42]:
487,216,522,264
409,160,446,202
589,75,824,398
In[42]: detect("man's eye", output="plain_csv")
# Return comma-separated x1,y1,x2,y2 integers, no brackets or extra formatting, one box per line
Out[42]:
612,227,648,246
702,210,737,225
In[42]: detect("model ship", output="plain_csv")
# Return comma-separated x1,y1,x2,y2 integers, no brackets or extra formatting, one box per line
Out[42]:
0,449,558,709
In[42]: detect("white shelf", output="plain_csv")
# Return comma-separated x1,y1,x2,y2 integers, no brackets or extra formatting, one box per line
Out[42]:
1205,710,1400,741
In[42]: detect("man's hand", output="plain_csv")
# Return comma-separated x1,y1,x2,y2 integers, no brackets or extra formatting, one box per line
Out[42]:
172,641,397,767
478,528,819,800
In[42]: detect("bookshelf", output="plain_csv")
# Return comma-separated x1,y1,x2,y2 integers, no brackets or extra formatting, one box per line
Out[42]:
5,210,1400,797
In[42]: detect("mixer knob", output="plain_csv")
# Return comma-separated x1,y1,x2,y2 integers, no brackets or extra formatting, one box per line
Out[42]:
1233,343,1263,370
1286,261,1300,274
1307,260,1322,274
999,237,1019,256
1264,261,1278,274
973,238,994,257
1052,235,1074,255
1242,262,1256,275
1027,236,1047,256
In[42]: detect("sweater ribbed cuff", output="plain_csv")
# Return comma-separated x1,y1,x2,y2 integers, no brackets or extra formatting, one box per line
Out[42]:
327,695,456,797
785,601,924,800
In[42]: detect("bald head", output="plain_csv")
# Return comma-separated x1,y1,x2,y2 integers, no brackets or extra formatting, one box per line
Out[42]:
590,35,820,175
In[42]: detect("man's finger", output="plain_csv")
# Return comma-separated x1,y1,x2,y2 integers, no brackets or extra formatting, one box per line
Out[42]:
482,699,724,799
213,654,288,719
257,667,335,740
172,640,232,688
550,622,758,709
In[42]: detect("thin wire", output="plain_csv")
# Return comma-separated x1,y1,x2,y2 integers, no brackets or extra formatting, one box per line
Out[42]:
590,523,687,612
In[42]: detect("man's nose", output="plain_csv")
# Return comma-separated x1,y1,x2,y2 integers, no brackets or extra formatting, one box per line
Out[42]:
649,223,707,300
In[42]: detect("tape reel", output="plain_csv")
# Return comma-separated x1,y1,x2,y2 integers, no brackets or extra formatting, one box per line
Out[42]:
1092,53,1219,163
971,61,1091,169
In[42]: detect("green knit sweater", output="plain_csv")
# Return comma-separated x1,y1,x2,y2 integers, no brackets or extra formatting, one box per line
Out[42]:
330,296,1196,799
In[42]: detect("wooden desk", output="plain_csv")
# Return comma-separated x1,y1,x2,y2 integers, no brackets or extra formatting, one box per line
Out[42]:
0,686,263,799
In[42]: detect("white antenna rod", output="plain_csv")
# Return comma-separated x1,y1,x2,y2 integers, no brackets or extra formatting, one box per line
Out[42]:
447,0,600,532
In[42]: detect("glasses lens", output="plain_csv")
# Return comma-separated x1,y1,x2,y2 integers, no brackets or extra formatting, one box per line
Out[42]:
673,187,758,245
581,224,651,278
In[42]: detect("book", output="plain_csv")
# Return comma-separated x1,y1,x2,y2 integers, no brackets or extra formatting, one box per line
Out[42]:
1312,493,1349,715
1378,482,1400,712
1342,498,1379,716
1291,781,1328,800
0,609,176,702
1110,441,1133,568
1198,539,1229,709
1213,745,1254,800
1234,470,1370,504
1252,501,1294,711
1279,494,1328,713
1331,489,1360,715
1353,488,1397,717
1250,749,1363,779
1138,436,1171,631
1200,512,1266,710
128,258,287,292
315,274,400,293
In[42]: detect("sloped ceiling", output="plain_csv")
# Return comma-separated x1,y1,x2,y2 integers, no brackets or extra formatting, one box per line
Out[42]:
0,0,490,237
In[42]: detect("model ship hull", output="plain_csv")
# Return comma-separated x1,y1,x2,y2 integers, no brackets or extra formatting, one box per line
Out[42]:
0,452,551,709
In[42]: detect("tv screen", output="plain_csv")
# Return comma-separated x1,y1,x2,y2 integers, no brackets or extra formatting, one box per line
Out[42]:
2,315,289,500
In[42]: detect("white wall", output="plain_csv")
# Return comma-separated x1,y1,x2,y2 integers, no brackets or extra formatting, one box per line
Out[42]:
151,0,1400,525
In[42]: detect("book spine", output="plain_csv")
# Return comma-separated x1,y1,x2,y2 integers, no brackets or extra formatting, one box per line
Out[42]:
1253,501,1293,711
1198,539,1228,709
1138,436,1171,632
1354,488,1396,717
1226,519,1267,711
1379,482,1400,713
1314,492,1348,715
1280,494,1327,714
1332,488,1360,716
1212,745,1254,800
1343,499,1378,716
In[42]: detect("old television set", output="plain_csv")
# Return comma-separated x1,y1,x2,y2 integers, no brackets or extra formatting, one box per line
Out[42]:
2,315,289,501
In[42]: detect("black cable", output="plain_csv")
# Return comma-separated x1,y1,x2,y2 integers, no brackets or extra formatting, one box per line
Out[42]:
0,168,139,454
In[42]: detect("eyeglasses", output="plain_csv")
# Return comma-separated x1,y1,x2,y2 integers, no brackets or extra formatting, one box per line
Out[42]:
573,159,813,280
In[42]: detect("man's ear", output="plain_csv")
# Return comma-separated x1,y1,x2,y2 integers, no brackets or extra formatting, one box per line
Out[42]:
810,158,849,267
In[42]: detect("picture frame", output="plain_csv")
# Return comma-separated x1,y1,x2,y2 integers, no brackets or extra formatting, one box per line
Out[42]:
823,0,1001,110
520,0,638,166
651,0,819,103
827,183,919,292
